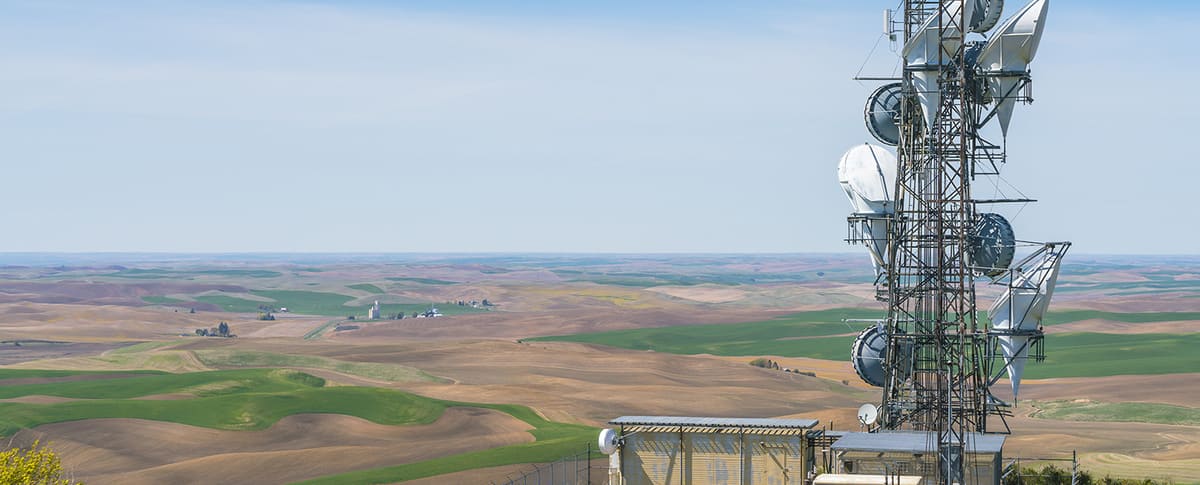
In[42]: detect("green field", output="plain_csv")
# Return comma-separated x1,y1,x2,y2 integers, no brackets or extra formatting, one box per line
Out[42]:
108,268,283,279
0,367,596,483
0,368,165,380
1025,332,1200,379
532,309,1200,379
529,309,881,358
1031,400,1200,426
141,295,187,305
192,349,444,383
385,277,457,285
185,289,482,317
1042,310,1200,325
347,283,385,294
298,402,598,485
549,269,868,287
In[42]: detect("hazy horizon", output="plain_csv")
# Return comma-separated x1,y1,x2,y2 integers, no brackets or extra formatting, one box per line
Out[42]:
3,1,1196,254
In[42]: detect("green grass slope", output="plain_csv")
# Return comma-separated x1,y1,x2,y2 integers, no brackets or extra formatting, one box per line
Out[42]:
296,402,597,485
347,283,385,294
528,309,882,358
1031,400,1200,426
531,309,1200,379
0,368,597,484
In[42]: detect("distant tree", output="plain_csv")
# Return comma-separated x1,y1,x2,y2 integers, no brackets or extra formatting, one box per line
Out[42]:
411,311,419,318
189,308,196,314
195,328,208,337
217,321,230,336
0,440,80,485
257,312,275,321
347,315,356,320
482,299,493,307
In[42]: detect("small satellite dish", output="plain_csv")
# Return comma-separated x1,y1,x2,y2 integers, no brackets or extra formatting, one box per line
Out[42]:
969,213,1016,277
864,83,902,146
598,428,620,455
857,403,879,426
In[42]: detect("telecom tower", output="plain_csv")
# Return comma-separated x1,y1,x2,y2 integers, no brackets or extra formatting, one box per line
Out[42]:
839,0,1071,483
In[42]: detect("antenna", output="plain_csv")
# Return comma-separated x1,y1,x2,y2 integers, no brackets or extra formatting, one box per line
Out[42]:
838,145,896,278
976,0,1050,136
858,403,880,427
864,83,903,146
968,213,1016,277
839,0,1071,482
968,0,1005,33
598,428,621,455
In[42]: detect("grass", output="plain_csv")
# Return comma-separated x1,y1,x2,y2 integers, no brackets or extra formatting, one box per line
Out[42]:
1042,310,1200,325
0,371,451,436
0,368,316,401
1024,332,1200,379
296,402,597,485
106,340,184,355
141,295,187,305
0,368,165,380
385,277,457,285
194,294,275,312
529,309,881,359
107,268,282,279
347,283,385,294
303,319,345,340
192,349,443,383
532,309,1200,379
1030,400,1200,426
193,289,483,317
0,367,597,484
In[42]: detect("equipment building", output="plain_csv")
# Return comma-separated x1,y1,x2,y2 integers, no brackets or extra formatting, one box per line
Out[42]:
607,416,818,485
830,432,1004,485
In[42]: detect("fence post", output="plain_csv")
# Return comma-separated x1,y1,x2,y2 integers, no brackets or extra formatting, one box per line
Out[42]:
588,442,593,485
1071,450,1078,485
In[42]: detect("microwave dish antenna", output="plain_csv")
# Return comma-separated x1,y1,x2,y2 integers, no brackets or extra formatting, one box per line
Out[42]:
969,0,1005,32
598,428,620,455
864,83,904,146
969,213,1016,277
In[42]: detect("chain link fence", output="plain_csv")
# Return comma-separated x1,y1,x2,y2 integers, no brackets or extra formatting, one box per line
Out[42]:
491,446,607,485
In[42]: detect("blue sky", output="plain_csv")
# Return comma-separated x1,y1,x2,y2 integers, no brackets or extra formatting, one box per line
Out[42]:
1,1,1195,253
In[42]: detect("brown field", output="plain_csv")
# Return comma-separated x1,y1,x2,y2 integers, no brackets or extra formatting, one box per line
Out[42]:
11,408,532,485
1,255,1197,483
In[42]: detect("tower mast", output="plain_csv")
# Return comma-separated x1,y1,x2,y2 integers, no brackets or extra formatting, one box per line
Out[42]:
883,0,987,482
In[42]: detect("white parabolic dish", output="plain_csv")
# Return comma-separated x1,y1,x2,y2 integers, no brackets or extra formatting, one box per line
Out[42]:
857,403,879,426
598,428,620,455
837,144,896,215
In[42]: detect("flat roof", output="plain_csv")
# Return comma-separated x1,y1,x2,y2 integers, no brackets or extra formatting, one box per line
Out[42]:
611,416,819,429
831,431,1005,454
814,474,923,485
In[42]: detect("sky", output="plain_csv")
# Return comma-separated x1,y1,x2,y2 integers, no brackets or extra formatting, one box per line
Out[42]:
1,0,1196,254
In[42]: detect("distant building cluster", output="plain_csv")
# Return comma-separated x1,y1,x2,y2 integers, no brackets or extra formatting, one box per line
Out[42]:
453,299,493,308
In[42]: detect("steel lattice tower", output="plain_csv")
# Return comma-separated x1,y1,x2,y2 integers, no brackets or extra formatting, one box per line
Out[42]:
880,0,1001,481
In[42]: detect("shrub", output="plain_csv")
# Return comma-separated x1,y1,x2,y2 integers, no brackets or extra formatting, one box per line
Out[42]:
0,440,79,485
